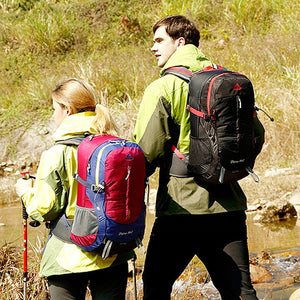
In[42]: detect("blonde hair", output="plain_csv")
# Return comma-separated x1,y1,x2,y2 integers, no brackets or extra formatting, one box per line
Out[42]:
51,78,118,135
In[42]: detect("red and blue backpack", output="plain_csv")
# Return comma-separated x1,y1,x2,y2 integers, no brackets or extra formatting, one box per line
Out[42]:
52,134,146,259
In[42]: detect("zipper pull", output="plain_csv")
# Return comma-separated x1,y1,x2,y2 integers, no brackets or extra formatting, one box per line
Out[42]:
219,166,226,183
246,167,259,183
146,177,150,206
237,95,242,109
125,166,131,180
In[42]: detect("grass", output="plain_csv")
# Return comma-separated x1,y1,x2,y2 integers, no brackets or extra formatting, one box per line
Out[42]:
1,0,299,168
0,243,49,299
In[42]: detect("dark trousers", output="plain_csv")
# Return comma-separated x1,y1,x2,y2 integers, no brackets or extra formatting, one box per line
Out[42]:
143,211,258,300
47,262,128,300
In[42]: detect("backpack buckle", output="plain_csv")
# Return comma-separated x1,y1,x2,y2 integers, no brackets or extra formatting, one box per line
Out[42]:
210,109,217,121
91,184,104,193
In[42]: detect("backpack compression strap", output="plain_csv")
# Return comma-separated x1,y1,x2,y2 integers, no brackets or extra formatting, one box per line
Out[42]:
73,174,105,193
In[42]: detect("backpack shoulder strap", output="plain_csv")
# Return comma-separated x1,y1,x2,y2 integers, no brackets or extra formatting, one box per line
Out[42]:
55,132,92,147
55,137,85,146
163,64,227,81
162,66,193,82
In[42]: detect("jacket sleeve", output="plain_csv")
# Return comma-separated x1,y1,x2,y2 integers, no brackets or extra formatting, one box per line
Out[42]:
22,146,70,222
133,82,173,175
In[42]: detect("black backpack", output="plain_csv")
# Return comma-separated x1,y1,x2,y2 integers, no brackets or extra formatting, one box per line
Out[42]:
163,65,267,184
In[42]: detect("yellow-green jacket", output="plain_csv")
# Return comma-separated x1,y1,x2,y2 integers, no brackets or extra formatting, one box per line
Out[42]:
133,44,265,217
22,112,131,277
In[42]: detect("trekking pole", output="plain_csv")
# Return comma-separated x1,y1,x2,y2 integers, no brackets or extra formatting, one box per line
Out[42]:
20,172,32,300
131,257,137,300
22,201,28,300
20,171,38,300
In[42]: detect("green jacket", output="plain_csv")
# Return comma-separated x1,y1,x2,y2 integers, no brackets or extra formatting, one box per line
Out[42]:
134,44,265,217
22,112,131,277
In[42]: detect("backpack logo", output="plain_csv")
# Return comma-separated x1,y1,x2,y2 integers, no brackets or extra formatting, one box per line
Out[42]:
125,153,134,161
233,83,242,90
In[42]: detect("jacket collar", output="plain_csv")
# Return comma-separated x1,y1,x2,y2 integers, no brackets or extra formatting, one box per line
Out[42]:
160,44,211,75
52,112,98,142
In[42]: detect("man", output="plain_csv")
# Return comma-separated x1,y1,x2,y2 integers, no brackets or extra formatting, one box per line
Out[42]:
134,15,264,300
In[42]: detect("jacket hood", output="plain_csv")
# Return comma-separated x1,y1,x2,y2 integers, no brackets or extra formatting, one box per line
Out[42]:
160,44,211,75
52,111,98,142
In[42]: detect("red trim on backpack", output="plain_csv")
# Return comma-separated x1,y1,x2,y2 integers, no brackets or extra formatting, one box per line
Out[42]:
201,66,214,71
207,74,224,115
171,145,185,160
186,105,206,119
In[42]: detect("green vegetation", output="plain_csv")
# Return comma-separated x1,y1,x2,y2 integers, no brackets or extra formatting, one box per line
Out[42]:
1,2,299,297
1,0,300,170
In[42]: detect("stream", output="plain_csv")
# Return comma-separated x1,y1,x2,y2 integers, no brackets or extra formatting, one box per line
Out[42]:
1,204,300,299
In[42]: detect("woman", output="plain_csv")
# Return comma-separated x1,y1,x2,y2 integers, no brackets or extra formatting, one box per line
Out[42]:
15,78,132,300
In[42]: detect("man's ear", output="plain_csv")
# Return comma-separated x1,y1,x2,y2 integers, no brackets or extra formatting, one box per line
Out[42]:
176,37,186,48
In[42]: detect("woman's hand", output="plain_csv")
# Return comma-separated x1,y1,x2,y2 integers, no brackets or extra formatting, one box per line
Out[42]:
15,177,34,197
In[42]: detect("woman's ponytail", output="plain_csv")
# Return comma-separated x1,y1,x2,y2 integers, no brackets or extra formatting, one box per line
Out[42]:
93,104,118,136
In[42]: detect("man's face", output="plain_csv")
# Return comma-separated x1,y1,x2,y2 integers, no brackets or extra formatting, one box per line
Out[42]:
151,26,179,68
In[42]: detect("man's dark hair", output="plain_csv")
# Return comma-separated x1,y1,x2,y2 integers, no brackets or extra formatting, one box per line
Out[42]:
153,15,200,47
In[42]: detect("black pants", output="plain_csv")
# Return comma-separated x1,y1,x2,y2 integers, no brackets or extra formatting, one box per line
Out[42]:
47,262,128,300
143,211,258,300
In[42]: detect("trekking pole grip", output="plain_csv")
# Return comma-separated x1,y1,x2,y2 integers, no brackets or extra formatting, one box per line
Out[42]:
22,202,28,220
20,171,40,227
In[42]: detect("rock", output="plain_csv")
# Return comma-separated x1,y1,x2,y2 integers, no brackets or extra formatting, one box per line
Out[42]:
253,276,294,291
290,190,300,205
264,167,293,177
247,203,262,212
289,287,300,300
250,251,273,266
250,264,272,283
146,189,157,215
39,128,50,135
0,120,55,164
290,189,300,216
253,199,297,223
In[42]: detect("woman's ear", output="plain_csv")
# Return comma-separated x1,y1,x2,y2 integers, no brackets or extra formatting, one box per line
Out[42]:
65,105,74,116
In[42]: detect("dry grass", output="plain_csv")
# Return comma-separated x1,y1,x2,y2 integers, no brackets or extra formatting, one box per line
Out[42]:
1,0,300,169
0,243,49,300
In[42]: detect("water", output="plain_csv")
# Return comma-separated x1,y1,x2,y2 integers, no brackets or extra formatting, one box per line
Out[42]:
0,204,47,248
1,204,300,299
